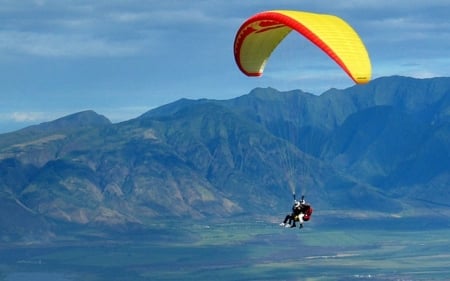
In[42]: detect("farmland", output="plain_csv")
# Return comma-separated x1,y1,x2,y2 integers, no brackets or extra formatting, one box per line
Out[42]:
1,218,450,281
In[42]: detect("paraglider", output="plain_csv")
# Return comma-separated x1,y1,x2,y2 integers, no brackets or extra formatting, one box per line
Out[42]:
233,10,372,84
234,10,370,229
280,195,312,229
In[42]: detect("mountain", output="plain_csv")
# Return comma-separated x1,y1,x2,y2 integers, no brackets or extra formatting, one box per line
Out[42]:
218,76,450,203
1,76,449,242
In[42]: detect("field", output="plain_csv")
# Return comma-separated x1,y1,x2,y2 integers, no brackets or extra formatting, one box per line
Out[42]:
1,218,450,281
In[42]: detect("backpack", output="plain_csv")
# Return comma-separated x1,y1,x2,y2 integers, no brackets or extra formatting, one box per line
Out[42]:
303,206,313,221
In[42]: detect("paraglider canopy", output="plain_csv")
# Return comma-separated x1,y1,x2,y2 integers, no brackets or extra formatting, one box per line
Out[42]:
234,10,372,84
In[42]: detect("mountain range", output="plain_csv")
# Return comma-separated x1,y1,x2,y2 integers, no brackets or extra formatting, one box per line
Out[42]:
1,76,449,242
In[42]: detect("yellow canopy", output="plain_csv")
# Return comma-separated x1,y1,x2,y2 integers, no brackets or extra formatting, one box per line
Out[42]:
234,10,372,84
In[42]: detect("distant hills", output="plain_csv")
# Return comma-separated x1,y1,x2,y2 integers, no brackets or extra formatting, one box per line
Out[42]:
1,76,449,242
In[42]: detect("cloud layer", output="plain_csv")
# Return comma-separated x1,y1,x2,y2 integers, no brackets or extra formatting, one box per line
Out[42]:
0,0,448,133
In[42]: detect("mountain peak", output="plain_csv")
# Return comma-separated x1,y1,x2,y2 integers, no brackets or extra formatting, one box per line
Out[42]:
1,76,449,242
27,110,111,133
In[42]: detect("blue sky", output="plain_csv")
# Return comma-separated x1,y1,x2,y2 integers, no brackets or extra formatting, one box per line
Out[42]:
0,0,449,133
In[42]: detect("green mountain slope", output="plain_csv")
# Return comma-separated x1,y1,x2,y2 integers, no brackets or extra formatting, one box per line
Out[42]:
1,76,449,242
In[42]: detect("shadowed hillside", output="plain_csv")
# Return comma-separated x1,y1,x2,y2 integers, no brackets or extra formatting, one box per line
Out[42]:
1,76,449,242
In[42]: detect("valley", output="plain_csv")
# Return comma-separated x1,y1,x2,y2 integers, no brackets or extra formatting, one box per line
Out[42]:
2,218,450,281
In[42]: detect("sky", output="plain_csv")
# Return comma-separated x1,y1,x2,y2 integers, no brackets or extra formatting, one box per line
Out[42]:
0,0,449,133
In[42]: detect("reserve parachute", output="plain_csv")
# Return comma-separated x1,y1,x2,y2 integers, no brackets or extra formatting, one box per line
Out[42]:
233,10,372,84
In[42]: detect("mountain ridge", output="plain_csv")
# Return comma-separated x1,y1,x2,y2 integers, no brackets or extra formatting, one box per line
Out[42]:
1,75,449,242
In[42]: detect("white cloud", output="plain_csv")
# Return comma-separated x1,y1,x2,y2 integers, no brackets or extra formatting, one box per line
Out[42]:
0,111,53,133
0,30,142,58
0,0,448,125
3,111,47,122
0,106,151,131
